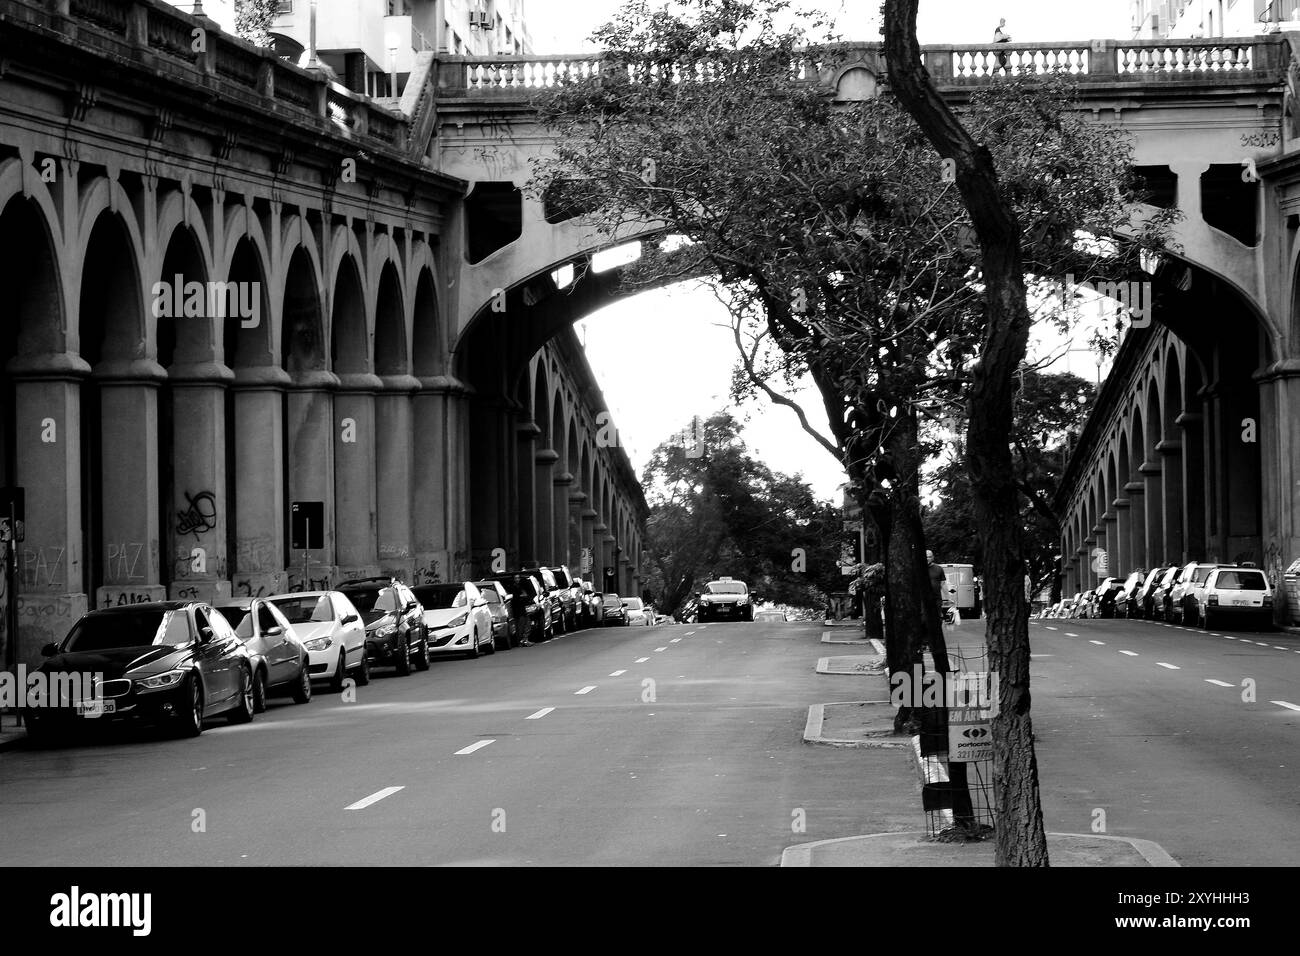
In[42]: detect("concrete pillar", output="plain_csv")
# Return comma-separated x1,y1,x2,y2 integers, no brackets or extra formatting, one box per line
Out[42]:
333,373,381,580
1202,386,1225,561
1157,439,1184,564
230,366,289,597
581,507,597,583
376,375,419,581
1140,460,1163,567
167,361,234,603
284,370,338,589
601,532,616,591
516,421,540,565
1255,365,1300,614
534,448,557,563
567,487,587,572
1113,498,1130,574
447,383,472,579
94,360,167,608
501,404,521,565
6,353,90,667
1124,481,1146,570
1178,409,1207,560
412,377,452,584
1103,511,1119,579
553,470,574,568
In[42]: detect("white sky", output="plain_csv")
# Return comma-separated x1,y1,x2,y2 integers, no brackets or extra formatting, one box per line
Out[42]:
525,1,1134,499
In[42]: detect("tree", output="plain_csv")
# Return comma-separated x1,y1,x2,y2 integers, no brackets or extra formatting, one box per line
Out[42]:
234,0,279,47
640,412,843,614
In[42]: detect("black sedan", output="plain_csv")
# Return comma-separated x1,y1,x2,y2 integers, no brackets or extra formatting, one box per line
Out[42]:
23,601,255,740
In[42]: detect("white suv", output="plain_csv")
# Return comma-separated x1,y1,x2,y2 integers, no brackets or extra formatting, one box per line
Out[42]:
1197,567,1273,630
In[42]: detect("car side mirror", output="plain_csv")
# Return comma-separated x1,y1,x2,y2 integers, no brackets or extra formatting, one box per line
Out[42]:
341,613,359,625
41,642,58,657
406,601,418,612
265,625,284,637
199,626,214,644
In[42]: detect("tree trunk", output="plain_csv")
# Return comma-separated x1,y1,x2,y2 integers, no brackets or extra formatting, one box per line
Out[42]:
884,0,1049,865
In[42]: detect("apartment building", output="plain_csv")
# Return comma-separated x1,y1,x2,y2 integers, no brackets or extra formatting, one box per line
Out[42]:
1130,0,1300,38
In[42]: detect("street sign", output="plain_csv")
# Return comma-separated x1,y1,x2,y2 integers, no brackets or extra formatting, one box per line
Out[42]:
947,707,993,763
290,501,324,550
580,547,592,574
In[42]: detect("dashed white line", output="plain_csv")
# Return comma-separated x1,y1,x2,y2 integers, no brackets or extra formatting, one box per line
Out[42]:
670,638,681,643
1224,636,1236,640
345,786,404,811
1274,646,1288,651
454,740,496,755
1045,626,1058,631
1209,633,1221,637
1065,632,1079,637
575,685,597,695
608,670,627,677
525,707,555,720
1270,700,1300,712
635,657,650,663
1156,662,1180,670
654,647,668,653
1089,640,1105,646
1119,650,1139,657
685,631,695,636
1205,679,1234,688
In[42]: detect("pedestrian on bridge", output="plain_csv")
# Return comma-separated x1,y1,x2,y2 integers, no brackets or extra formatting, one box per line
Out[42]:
993,18,1013,70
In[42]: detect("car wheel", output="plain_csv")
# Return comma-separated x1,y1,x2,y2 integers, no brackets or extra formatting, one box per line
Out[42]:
176,673,204,738
291,660,312,704
468,629,481,659
485,629,497,655
331,651,349,693
414,635,431,671
395,637,412,676
355,653,371,686
228,665,255,724
251,667,268,713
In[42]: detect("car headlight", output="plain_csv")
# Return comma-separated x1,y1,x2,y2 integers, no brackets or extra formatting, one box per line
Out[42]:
373,624,397,638
448,613,468,628
304,637,333,652
135,669,187,691
738,596,749,604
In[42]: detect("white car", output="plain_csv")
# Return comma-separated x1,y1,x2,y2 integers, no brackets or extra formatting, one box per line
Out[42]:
412,582,496,658
1197,566,1273,630
622,597,653,626
266,590,369,690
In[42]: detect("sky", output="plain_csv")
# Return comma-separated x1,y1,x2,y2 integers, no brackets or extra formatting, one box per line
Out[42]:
523,1,1136,500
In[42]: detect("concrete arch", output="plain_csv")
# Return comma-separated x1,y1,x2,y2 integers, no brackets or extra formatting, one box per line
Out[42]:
75,182,148,359
154,190,216,283
374,260,408,376
215,201,272,291
411,265,441,378
330,253,369,375
324,223,368,349
0,186,68,357
368,230,407,330
156,221,214,365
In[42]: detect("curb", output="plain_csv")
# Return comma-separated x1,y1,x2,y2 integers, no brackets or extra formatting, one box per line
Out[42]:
820,629,871,646
779,831,1181,867
815,655,887,676
802,701,909,748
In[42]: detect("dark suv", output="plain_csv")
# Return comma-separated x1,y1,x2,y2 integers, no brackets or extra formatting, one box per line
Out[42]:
542,565,582,631
336,578,428,675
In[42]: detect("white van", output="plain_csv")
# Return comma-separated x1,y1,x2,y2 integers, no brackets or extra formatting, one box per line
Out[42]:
941,564,977,619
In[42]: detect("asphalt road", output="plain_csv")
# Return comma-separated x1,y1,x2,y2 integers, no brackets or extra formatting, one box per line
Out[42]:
1028,615,1300,865
0,619,917,866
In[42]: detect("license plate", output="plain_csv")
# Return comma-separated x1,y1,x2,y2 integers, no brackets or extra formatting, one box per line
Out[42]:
75,700,115,716
1230,598,1248,606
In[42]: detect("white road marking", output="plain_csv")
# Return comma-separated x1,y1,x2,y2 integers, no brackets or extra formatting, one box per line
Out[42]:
1205,679,1234,687
575,685,597,695
1157,662,1180,670
1209,633,1221,637
1045,626,1058,631
1224,636,1236,640
1089,640,1105,645
454,739,496,755
1065,632,1079,637
654,647,668,653
608,670,626,677
345,786,404,811
635,657,650,663
685,631,695,636
1119,650,1139,657
525,707,554,720
670,638,681,643
1274,646,1288,651
1270,700,1300,712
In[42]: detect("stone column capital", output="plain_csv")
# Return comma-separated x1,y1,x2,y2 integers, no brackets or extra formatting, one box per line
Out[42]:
5,350,91,381
536,448,559,465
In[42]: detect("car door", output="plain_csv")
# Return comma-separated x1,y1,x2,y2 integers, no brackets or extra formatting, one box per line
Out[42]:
333,593,365,666
194,607,235,705
465,581,489,644
256,600,296,684
399,585,423,644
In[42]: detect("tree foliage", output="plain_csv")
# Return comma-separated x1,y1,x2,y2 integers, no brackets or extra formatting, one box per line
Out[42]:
234,0,279,47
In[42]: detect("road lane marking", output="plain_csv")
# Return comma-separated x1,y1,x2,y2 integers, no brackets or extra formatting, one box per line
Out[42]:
1274,646,1288,651
635,657,650,663
1209,633,1221,636
670,638,681,643
1119,650,1139,657
685,631,695,636
1271,700,1300,712
1065,632,1079,637
1045,626,1058,631
345,786,404,811
1224,636,1236,640
454,740,496,755
1089,640,1105,645
575,685,596,695
654,647,667,652
608,670,627,677
1205,679,1233,687
1157,662,1180,670
525,707,555,720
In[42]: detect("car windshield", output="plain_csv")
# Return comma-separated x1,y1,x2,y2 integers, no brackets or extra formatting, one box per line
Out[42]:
602,594,622,606
707,582,747,594
270,595,333,624
212,605,254,638
62,609,191,652
413,585,466,610
1192,566,1215,583
342,586,398,624
479,588,501,604
1159,568,1179,586
551,568,572,588
538,569,557,589
623,598,644,610
1215,570,1267,590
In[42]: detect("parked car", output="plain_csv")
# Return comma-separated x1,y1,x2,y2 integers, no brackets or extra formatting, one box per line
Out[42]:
474,579,516,650
755,608,787,622
267,591,369,690
673,598,699,624
697,577,754,622
211,597,313,711
1149,565,1183,621
1197,566,1273,630
1114,569,1148,618
487,571,554,641
622,597,653,626
1133,566,1170,619
529,566,570,634
600,593,629,626
579,580,602,626
337,578,428,676
543,565,582,631
24,602,255,740
1169,562,1221,624
412,582,495,658
1094,577,1122,618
